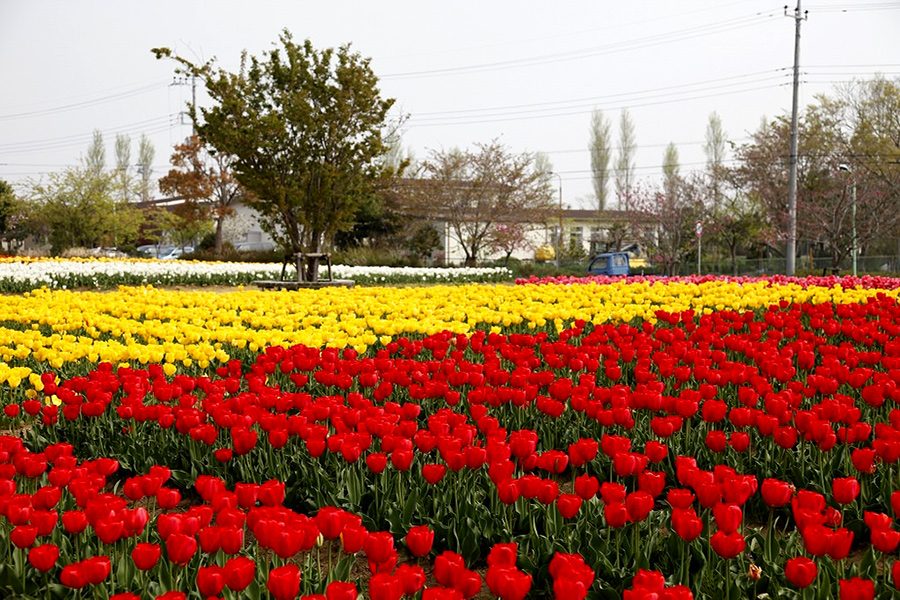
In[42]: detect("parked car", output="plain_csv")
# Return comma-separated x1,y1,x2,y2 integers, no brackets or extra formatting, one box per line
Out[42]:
587,252,630,276
235,240,276,252
158,246,193,260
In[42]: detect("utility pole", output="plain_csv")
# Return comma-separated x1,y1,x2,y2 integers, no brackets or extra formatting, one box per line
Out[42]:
696,221,703,275
553,173,563,269
839,164,858,277
785,1,807,275
172,74,198,135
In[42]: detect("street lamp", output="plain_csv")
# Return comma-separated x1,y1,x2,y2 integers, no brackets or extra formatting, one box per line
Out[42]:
552,172,563,268
838,164,857,277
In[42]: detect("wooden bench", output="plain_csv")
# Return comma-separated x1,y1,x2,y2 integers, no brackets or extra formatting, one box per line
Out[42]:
261,252,354,290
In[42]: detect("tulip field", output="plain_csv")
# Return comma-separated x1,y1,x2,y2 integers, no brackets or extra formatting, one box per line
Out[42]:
1,276,900,599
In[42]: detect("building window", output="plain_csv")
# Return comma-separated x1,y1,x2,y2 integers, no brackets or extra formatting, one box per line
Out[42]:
569,226,583,249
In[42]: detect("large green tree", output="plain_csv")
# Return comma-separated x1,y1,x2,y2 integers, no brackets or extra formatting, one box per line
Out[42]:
29,167,143,255
153,31,395,269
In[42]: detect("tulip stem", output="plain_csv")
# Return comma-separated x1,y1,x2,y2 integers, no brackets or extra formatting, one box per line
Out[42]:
725,558,732,600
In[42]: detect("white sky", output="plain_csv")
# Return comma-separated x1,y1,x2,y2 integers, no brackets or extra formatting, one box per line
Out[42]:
1,0,898,208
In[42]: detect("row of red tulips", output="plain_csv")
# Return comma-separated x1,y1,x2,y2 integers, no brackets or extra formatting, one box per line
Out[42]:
3,433,900,598
1,297,899,596
4,432,900,598
1,432,705,599
514,274,900,289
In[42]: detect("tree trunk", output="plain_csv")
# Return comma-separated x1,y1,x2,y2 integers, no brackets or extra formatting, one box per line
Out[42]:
730,244,738,276
464,256,477,267
214,216,224,255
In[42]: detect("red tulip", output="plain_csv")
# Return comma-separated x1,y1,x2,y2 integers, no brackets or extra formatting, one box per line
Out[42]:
671,508,703,542
156,487,181,509
434,551,466,587
802,525,833,557
761,479,793,507
637,471,666,498
851,448,877,474
871,528,900,554
487,543,518,568
666,488,695,509
705,430,727,453
832,477,861,504
405,525,434,558
82,556,111,585
711,531,746,559
573,474,599,500
165,533,197,566
839,577,874,600
231,427,258,455
369,573,403,600
598,481,627,504
235,483,259,508
604,502,630,528
224,556,256,591
28,544,59,572
365,531,396,564
58,508,86,534
625,491,654,522
422,463,447,485
132,543,161,571
390,564,423,595
557,494,583,519
828,528,854,560
326,581,358,600
366,452,388,474
259,479,286,506
213,448,233,462
60,563,89,589
340,523,368,553
892,560,900,590
267,564,302,600
11,524,38,549
197,565,226,597
486,565,532,600
784,557,817,588
713,503,743,535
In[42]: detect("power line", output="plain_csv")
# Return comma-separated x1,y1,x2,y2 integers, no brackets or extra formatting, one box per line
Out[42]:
0,124,177,157
408,74,790,125
375,0,757,62
0,117,179,154
542,138,753,155
806,2,900,13
411,68,790,118
0,82,169,121
407,68,889,125
406,81,790,128
381,11,778,80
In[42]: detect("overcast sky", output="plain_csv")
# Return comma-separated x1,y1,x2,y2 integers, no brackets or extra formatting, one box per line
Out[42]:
1,0,898,208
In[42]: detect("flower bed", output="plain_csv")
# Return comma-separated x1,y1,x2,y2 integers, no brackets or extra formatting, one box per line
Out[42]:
0,258,512,291
1,279,900,598
516,273,900,290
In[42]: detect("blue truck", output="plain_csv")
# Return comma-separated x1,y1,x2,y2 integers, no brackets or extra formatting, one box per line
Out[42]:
587,251,631,276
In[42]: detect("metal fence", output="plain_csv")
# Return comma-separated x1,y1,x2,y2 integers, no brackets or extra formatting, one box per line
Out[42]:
677,255,900,277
